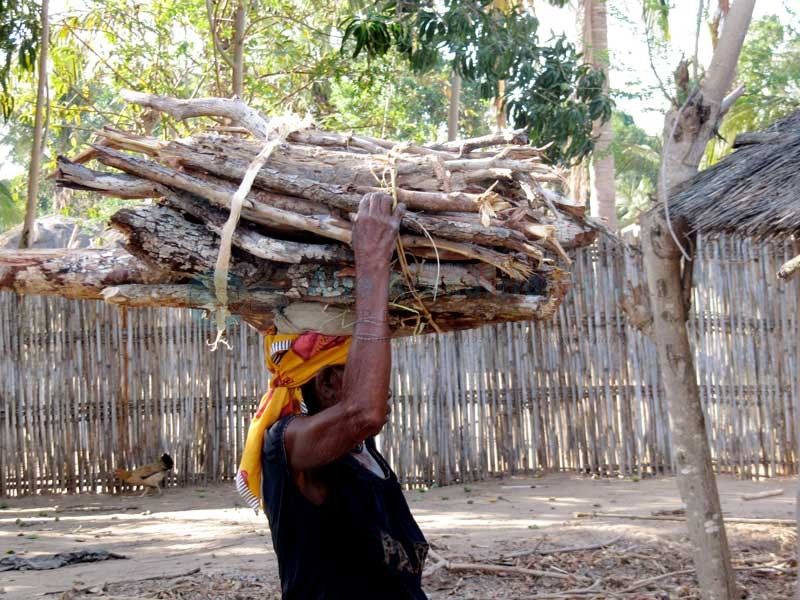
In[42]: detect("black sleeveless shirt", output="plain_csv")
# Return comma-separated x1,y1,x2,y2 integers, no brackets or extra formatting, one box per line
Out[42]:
261,416,429,599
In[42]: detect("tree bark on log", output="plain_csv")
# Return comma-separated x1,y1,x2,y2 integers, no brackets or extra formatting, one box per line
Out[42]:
0,245,566,335
109,204,502,298
161,189,352,265
90,145,544,259
55,159,536,279
0,248,181,298
119,89,271,138
35,90,607,336
777,253,800,281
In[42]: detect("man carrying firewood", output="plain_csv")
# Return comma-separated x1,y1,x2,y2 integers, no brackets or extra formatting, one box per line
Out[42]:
236,192,429,599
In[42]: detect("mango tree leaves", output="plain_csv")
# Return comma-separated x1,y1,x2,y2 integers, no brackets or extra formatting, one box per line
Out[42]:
339,1,613,165
706,15,800,163
0,0,40,119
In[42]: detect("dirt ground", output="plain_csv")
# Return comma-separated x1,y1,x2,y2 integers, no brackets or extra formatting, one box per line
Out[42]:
0,474,795,599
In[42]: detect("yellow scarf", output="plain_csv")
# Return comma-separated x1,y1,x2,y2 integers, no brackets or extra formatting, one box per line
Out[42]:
236,332,351,512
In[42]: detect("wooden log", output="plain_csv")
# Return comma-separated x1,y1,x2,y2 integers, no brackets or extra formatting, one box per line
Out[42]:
56,156,347,223
153,139,540,254
105,127,474,193
98,128,563,220
0,243,566,334
0,247,182,299
161,189,352,265
741,489,784,501
777,254,800,281
55,159,162,199
92,145,355,244
398,236,532,280
92,145,544,258
101,284,283,331
110,205,501,296
119,203,546,298
110,204,264,283
428,129,529,153
99,284,564,335
120,89,272,139
54,158,535,279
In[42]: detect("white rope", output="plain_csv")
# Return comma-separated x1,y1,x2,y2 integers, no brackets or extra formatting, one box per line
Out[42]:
208,114,312,351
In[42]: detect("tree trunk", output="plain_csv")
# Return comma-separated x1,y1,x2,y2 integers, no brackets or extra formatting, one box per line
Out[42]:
642,2,755,599
583,0,617,231
568,163,590,212
447,72,461,142
659,0,755,186
795,239,800,600
231,0,246,97
642,210,736,599
494,80,507,131
19,0,50,249
0,243,568,335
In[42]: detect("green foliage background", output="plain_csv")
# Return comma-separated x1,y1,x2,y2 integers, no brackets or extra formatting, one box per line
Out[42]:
1,2,799,233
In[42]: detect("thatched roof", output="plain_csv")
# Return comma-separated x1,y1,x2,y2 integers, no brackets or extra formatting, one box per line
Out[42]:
669,110,800,238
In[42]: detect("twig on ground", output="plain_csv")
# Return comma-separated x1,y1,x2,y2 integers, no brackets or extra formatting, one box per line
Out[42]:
573,511,795,526
523,578,605,598
619,568,696,593
424,546,590,582
502,535,622,559
620,564,796,594
741,489,784,501
45,568,202,596
438,560,591,582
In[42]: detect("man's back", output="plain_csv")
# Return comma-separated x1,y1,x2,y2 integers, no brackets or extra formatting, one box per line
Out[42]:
262,415,429,599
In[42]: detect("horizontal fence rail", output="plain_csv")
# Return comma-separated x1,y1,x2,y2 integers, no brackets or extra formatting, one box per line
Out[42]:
1,234,798,496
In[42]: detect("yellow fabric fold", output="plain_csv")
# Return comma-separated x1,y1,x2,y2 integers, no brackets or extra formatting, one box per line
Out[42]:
236,332,351,512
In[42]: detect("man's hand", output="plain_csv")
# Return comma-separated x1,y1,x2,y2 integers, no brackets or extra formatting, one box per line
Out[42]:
282,193,404,487
352,192,406,276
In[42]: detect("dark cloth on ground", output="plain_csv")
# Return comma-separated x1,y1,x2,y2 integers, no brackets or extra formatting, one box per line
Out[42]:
0,549,126,571
262,415,429,600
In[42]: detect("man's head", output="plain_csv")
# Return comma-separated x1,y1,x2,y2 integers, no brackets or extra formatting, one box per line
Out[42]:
301,365,393,420
301,365,345,415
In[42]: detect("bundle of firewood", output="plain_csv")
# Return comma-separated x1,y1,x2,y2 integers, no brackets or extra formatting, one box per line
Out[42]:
2,91,601,335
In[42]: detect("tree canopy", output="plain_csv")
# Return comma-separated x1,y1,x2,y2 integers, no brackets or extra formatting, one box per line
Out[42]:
0,0,39,119
1,1,798,234
341,0,611,164
706,14,800,162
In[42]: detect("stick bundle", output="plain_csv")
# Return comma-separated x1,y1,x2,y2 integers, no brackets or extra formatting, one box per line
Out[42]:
13,91,600,335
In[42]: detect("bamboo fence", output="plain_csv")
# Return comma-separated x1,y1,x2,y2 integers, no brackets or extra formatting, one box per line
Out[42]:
1,234,798,496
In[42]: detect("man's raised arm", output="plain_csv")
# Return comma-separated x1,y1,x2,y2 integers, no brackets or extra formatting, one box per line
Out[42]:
284,192,405,471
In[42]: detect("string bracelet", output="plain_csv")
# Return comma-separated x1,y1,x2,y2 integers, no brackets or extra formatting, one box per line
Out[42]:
353,333,393,342
351,317,389,327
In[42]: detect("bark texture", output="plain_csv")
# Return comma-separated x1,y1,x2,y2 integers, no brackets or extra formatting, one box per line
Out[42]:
642,2,756,598
777,253,800,281
642,211,736,599
22,90,602,334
